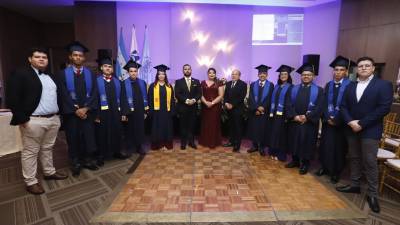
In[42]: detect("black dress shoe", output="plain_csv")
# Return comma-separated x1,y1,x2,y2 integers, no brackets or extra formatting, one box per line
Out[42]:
367,196,380,213
114,152,130,159
259,150,266,156
314,168,326,176
44,172,68,180
71,166,81,177
330,175,339,184
336,185,361,194
247,148,258,153
96,159,105,167
285,161,300,168
83,163,99,171
180,145,186,150
223,142,233,147
188,143,197,149
232,146,240,152
299,165,309,175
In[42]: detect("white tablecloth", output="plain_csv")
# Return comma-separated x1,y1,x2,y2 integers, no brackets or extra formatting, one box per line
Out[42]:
0,113,22,157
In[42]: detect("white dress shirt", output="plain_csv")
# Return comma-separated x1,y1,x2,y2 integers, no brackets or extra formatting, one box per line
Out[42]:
356,75,374,102
31,67,59,115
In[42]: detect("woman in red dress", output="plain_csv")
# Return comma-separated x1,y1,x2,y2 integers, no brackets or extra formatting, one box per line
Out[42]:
199,68,224,148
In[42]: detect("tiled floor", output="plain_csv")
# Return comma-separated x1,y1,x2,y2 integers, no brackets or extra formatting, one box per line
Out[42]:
94,147,365,223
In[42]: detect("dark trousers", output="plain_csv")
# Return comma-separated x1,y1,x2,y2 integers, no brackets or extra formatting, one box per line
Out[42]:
63,114,97,165
228,109,243,148
347,132,379,197
179,109,196,146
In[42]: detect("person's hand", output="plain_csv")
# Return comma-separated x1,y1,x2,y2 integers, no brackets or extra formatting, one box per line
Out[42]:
327,118,336,126
257,106,265,113
75,107,89,119
94,118,100,123
121,116,128,122
255,111,261,116
19,121,29,129
348,120,362,132
294,115,301,122
225,102,232,110
299,115,307,124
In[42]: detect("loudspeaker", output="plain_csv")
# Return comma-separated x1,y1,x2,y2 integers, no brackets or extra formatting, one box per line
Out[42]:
302,54,320,75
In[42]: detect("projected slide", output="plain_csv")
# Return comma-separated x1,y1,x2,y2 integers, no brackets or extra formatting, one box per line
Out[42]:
252,14,304,45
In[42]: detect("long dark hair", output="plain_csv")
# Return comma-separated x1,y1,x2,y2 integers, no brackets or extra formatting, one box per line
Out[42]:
207,67,218,83
154,71,170,86
277,72,293,85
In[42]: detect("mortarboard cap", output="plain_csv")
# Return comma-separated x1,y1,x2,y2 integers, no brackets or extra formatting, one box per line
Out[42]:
65,41,89,53
154,64,170,72
329,55,356,70
123,59,141,70
255,64,272,73
296,63,317,75
276,64,295,73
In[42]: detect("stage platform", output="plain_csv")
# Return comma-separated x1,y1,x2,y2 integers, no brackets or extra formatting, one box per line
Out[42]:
92,147,366,223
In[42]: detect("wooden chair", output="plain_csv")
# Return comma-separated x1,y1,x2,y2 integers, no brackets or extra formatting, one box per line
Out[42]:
379,120,400,160
379,159,400,195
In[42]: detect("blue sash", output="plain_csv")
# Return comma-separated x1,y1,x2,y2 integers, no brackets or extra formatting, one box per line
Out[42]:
64,66,92,102
97,76,121,111
328,79,350,117
291,83,319,113
123,78,149,111
270,83,291,117
252,80,271,104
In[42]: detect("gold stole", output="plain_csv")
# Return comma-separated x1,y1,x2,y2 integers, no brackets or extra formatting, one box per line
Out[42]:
153,83,171,111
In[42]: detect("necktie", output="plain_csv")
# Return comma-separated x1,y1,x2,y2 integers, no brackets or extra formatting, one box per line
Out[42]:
76,69,81,77
186,78,191,91
231,81,236,88
38,70,43,75
104,75,112,82
260,82,264,88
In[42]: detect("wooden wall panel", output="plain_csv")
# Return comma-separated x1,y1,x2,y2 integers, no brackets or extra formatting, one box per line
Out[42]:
369,0,400,26
336,28,368,60
339,0,370,30
74,1,117,64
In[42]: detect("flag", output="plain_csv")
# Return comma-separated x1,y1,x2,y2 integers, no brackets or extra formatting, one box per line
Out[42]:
129,24,140,62
116,27,129,81
139,25,153,84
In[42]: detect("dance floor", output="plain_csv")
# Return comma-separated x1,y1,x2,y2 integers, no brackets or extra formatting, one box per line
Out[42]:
92,147,366,223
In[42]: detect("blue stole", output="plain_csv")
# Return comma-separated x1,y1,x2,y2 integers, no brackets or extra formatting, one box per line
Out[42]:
97,76,121,111
328,78,350,118
291,83,319,114
123,78,149,111
270,83,291,117
252,80,271,104
64,66,92,102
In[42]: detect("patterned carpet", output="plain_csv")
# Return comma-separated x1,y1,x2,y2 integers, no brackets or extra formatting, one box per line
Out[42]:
0,132,400,225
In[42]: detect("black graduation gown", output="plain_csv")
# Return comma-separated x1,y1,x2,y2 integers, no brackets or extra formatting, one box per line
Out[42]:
267,84,293,152
286,84,324,161
318,82,348,175
121,79,147,150
247,81,273,147
95,79,122,159
148,83,175,143
57,69,98,164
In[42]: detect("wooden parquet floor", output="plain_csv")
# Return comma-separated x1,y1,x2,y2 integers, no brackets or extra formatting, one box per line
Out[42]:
94,147,365,223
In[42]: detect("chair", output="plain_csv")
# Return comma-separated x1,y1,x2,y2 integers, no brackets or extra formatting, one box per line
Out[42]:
379,159,400,195
379,120,400,160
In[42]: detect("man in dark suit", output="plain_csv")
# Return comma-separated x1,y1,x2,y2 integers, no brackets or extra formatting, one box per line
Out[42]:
57,41,99,176
337,56,393,213
222,69,248,152
6,47,68,195
174,64,201,150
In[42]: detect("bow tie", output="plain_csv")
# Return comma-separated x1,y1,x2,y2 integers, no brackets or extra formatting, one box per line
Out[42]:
104,76,112,82
38,70,44,75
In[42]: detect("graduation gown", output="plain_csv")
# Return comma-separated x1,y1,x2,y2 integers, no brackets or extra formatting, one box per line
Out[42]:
57,67,98,164
121,78,147,150
318,81,348,175
247,80,274,147
286,84,324,161
95,78,122,159
148,83,175,143
267,84,293,153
